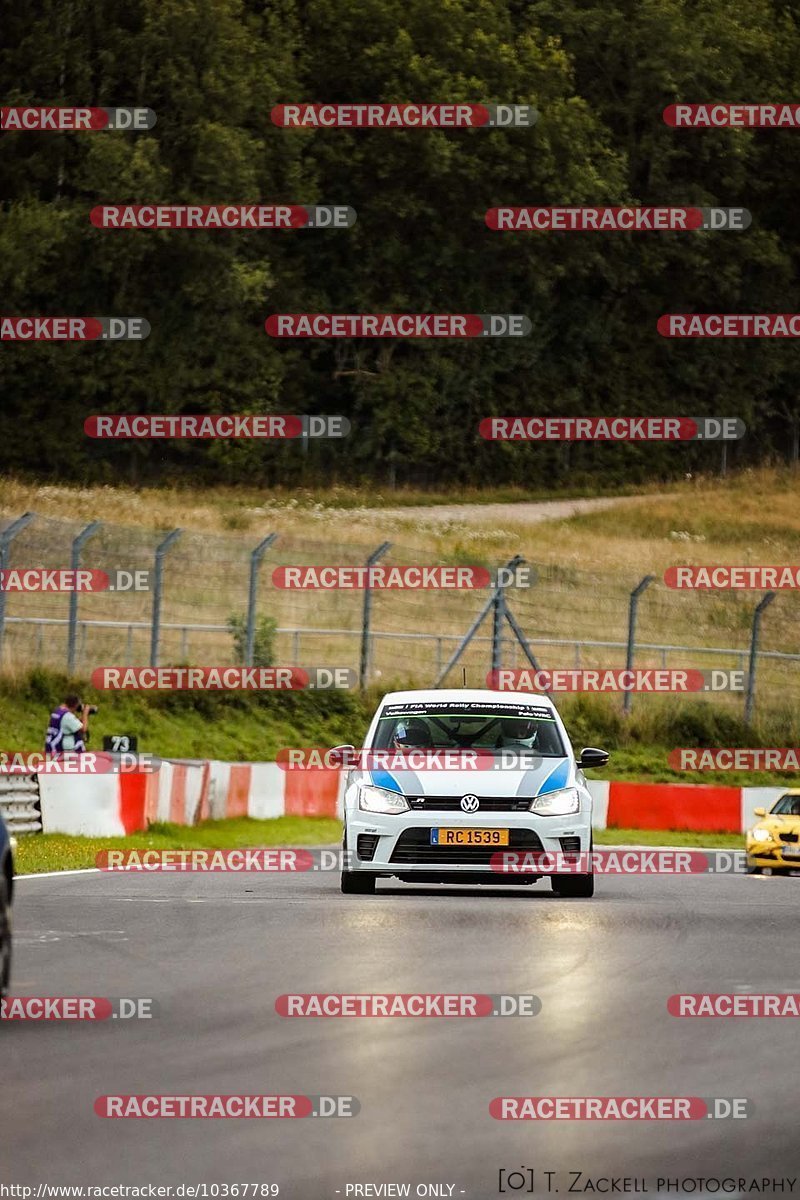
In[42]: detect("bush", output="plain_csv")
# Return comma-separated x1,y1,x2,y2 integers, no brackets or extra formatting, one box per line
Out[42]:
227,613,277,667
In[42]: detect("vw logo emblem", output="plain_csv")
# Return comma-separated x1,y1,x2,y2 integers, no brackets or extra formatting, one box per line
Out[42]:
460,794,480,813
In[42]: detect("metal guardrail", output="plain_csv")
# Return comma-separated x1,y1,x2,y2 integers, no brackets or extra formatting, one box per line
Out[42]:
0,774,42,833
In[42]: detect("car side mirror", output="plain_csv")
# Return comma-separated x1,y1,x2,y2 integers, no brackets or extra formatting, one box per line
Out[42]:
328,744,356,768
578,747,609,769
753,806,766,818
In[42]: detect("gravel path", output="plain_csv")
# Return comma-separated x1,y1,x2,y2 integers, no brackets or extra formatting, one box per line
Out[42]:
376,493,673,526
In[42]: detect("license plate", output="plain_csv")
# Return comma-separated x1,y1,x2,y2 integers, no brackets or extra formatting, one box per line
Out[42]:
430,828,509,846
783,843,800,856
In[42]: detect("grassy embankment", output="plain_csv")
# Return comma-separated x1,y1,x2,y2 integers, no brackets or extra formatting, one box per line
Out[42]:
5,669,791,874
4,469,799,871
2,468,799,693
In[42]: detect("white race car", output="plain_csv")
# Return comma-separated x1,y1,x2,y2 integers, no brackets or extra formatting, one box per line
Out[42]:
340,688,608,897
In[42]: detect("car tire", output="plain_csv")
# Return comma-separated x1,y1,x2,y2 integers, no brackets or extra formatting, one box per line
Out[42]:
551,837,594,898
341,870,376,894
551,871,594,898
0,870,11,999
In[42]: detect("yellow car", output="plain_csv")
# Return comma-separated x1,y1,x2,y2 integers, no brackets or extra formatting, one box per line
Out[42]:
746,790,800,874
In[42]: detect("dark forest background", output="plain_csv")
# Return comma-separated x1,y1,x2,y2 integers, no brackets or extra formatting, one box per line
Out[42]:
2,0,800,489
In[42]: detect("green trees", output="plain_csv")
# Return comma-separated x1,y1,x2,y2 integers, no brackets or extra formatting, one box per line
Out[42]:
1,0,798,486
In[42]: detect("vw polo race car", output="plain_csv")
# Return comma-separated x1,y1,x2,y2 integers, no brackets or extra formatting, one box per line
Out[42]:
340,688,608,897
746,789,800,874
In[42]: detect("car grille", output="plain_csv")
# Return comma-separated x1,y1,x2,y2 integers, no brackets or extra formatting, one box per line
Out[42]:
406,796,531,812
357,835,379,861
779,832,799,843
390,828,544,865
559,836,582,854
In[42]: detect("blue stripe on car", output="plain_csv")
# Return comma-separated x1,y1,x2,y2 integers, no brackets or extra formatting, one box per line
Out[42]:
370,770,403,794
536,758,570,796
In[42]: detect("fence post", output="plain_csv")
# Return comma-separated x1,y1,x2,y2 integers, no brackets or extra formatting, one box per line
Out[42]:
150,529,182,668
360,541,392,688
744,592,776,725
433,555,523,687
67,521,102,674
0,512,35,666
246,533,278,665
491,586,506,675
623,574,655,715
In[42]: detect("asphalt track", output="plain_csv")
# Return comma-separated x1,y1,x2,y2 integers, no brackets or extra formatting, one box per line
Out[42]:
3,863,799,1195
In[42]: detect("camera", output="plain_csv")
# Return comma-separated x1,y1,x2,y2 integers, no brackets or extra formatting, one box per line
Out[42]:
79,702,99,715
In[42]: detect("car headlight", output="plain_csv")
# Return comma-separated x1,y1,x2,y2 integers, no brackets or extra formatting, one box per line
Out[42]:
358,784,409,814
529,787,580,816
749,827,772,842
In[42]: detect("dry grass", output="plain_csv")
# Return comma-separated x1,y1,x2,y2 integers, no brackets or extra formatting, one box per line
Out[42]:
1,469,798,707
1,468,797,567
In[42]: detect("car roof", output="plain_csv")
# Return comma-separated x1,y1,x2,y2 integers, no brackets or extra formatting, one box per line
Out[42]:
377,688,553,707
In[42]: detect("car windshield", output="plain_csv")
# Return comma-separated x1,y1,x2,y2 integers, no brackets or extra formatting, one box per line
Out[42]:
771,794,800,816
372,701,566,756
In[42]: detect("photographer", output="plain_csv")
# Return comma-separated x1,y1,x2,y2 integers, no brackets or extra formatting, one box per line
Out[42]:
44,693,95,756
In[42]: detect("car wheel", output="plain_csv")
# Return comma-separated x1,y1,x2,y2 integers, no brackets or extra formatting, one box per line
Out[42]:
552,871,594,898
745,862,762,875
551,840,594,898
0,870,11,999
341,870,376,894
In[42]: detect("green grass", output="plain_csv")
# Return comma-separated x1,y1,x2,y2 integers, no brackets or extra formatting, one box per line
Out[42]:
4,670,800,786
594,827,742,848
1,668,374,761
15,816,745,876
14,816,342,875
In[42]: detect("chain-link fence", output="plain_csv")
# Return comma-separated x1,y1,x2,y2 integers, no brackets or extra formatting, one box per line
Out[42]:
1,509,798,720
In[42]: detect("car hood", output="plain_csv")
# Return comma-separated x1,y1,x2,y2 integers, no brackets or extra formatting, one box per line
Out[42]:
754,815,800,834
356,756,574,799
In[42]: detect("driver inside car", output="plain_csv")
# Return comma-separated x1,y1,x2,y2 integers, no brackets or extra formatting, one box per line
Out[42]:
499,718,540,748
392,718,433,750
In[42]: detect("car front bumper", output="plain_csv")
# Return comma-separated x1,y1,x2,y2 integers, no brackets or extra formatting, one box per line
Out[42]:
745,842,800,870
345,809,592,877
